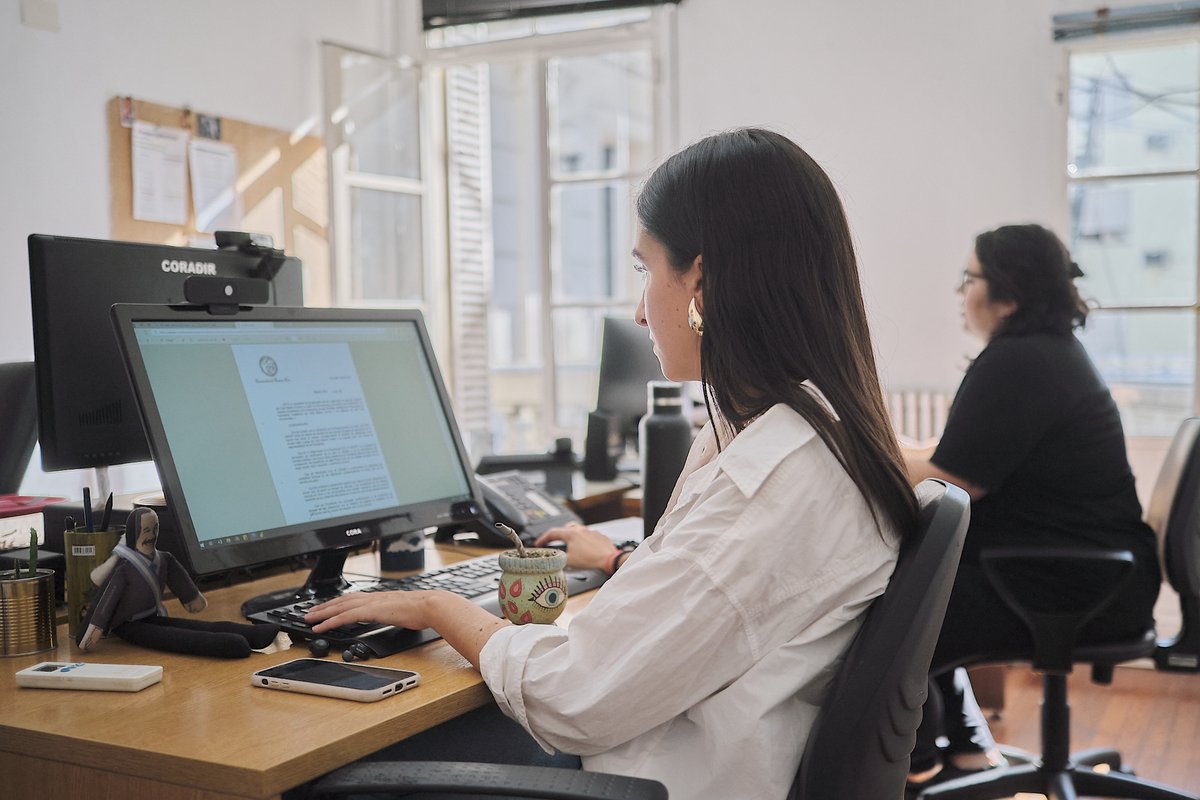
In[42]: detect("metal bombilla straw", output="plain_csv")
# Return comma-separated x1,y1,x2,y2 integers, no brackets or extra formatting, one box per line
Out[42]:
495,523,526,558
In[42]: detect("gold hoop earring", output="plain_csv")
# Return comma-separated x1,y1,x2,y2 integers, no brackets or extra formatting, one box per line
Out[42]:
687,297,704,336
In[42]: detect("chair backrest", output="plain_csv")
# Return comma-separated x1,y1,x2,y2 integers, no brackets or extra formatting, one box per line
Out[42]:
790,479,970,800
1145,417,1200,600
1146,417,1200,673
0,361,37,494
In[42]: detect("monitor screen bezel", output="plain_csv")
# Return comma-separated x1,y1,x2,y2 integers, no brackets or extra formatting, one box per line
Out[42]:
110,302,486,577
595,315,664,441
28,233,304,472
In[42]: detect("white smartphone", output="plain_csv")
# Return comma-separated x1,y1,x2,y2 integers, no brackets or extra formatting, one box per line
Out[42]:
16,662,163,692
251,658,420,703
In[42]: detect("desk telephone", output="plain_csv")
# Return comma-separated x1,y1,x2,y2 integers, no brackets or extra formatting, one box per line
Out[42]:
471,471,581,547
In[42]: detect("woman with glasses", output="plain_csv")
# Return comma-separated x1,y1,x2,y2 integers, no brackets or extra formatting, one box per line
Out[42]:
903,223,1161,792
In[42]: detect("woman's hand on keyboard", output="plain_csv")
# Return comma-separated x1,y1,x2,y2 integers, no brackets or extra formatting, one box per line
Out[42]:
306,590,438,634
534,523,617,572
305,589,509,671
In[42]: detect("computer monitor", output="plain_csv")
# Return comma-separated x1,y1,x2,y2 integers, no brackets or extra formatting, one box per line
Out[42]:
595,316,665,446
28,234,304,473
109,303,485,610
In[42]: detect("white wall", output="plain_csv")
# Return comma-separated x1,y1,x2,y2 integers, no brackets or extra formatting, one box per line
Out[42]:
0,0,395,495
3,0,1079,393
674,0,1068,394
0,0,396,363
1,0,1154,492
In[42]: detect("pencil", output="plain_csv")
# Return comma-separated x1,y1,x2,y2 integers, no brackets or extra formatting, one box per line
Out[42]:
98,492,114,533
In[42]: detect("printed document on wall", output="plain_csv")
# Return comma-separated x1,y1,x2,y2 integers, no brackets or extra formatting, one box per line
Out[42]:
189,138,243,233
132,120,189,225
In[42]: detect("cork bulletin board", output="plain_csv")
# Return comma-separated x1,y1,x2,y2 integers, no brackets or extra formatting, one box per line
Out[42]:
106,96,331,303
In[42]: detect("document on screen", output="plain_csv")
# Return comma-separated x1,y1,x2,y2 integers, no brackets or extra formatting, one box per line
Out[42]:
232,342,399,524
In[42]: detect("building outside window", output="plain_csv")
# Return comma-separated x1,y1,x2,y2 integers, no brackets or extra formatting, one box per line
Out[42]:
1067,37,1200,437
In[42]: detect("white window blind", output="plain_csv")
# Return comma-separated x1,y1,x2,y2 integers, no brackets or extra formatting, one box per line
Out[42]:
446,64,494,450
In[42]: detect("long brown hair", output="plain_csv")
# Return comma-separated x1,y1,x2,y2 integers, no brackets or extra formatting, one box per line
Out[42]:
636,128,916,539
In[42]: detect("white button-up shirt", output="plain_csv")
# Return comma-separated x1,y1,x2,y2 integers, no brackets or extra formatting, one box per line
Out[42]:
479,403,899,799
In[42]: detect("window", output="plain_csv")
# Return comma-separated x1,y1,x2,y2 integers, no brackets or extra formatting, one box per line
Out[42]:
324,9,673,456
1067,39,1200,436
323,44,437,319
433,10,672,455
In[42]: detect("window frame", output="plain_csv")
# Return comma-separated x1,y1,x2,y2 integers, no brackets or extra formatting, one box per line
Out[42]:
421,8,677,448
1063,29,1200,432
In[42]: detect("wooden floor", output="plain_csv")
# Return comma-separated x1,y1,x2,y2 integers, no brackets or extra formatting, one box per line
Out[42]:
983,665,1200,798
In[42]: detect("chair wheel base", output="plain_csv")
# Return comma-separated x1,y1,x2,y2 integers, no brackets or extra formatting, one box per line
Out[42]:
916,761,1197,800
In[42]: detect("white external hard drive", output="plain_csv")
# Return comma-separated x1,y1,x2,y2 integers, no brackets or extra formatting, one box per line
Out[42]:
15,662,163,692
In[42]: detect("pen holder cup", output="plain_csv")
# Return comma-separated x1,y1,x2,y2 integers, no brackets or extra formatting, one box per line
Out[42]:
64,527,124,641
0,569,57,657
497,548,568,625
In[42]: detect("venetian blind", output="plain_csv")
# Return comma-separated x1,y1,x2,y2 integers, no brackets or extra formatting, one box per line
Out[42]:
446,64,494,451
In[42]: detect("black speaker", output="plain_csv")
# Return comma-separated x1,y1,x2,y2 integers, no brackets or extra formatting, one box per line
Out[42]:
583,411,619,481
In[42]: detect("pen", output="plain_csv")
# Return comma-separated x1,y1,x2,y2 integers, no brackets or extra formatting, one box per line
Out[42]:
82,487,93,532
98,492,114,533
64,515,75,534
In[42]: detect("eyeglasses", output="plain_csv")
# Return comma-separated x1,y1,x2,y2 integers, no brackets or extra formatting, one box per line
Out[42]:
958,269,985,291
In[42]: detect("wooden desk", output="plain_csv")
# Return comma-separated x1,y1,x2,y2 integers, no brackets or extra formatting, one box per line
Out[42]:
621,487,643,519
0,543,592,800
567,477,637,525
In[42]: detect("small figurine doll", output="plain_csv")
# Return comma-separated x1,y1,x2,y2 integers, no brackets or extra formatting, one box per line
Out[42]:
78,507,279,658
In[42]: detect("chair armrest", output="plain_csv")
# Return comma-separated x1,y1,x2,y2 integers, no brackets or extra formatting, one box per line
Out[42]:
311,761,668,799
979,547,1135,674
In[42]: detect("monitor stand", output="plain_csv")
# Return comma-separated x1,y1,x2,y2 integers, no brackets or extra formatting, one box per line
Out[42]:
239,546,358,617
238,545,442,658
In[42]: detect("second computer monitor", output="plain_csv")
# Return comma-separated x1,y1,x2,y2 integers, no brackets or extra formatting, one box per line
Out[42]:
28,234,304,472
595,316,665,446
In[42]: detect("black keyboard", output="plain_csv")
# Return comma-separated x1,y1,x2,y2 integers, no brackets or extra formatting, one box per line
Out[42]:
246,552,607,657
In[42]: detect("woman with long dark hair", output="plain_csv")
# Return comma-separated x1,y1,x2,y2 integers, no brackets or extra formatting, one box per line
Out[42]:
307,128,917,798
904,223,1161,790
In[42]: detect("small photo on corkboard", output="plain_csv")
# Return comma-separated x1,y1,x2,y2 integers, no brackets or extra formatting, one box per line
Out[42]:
107,96,331,306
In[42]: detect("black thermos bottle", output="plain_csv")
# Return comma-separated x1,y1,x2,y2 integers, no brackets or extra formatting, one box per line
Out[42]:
639,381,692,539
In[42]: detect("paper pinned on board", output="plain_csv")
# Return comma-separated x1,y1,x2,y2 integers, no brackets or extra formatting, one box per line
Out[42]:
188,138,242,233
131,120,189,225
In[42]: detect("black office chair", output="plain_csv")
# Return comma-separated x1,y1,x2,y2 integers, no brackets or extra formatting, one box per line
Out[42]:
1151,417,1200,674
920,417,1200,800
310,480,970,800
311,762,666,799
0,361,37,494
791,478,970,799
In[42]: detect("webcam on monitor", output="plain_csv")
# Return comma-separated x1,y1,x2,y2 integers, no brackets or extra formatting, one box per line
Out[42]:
183,275,271,311
215,230,288,281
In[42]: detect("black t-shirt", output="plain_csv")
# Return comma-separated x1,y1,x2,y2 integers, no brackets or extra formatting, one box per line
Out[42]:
932,333,1160,601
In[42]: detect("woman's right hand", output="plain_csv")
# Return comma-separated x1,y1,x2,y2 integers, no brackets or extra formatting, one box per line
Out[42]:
534,523,617,571
306,589,444,634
